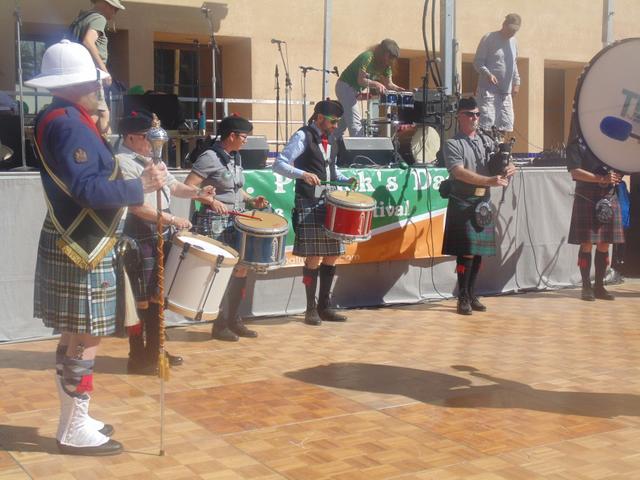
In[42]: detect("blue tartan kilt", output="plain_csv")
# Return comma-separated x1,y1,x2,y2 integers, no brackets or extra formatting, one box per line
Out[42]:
442,195,496,257
568,183,624,245
292,197,345,257
33,215,119,336
192,210,239,247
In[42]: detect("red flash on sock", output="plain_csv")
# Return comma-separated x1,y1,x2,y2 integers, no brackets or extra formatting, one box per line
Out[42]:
605,256,610,266
241,287,246,299
76,374,94,393
127,323,142,336
578,258,589,269
302,275,314,286
455,265,466,274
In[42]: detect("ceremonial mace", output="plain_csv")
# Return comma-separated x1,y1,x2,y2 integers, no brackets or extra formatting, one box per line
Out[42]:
146,125,169,456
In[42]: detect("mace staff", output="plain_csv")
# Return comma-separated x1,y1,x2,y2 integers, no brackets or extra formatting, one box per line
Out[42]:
146,125,169,456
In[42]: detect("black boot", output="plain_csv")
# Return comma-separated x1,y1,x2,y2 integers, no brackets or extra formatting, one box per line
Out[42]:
594,250,615,300
578,251,595,301
225,276,257,338
302,267,321,325
212,276,245,341
456,257,473,315
317,264,347,322
468,256,487,311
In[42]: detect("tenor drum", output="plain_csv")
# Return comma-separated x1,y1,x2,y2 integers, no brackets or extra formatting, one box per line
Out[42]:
380,91,398,107
575,37,640,173
234,211,289,273
164,232,238,321
324,190,376,243
397,92,415,124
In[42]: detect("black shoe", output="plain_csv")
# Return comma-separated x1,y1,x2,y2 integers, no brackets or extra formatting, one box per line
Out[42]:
457,297,473,315
98,424,114,437
304,308,322,326
212,327,239,342
57,438,123,456
230,323,258,338
581,285,595,301
469,296,487,312
594,286,615,300
166,352,183,366
318,307,347,322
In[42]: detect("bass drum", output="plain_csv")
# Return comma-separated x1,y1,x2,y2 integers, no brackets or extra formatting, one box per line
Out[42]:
576,37,640,173
396,125,440,165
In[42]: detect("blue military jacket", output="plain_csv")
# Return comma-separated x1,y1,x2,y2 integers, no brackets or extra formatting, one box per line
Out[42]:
35,98,143,269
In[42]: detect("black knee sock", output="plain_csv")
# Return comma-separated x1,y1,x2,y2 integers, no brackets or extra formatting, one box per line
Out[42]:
455,256,473,299
594,250,609,288
302,267,319,311
318,264,336,311
225,276,247,327
578,251,592,288
468,256,482,297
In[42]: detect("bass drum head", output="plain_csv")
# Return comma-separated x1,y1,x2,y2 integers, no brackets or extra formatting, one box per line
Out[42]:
577,37,640,173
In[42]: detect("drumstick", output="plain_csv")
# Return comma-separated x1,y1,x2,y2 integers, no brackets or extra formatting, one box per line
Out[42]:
600,116,640,142
229,211,263,220
320,180,354,188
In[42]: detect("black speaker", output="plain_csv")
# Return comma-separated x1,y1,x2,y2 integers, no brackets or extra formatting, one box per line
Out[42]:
337,137,395,167
0,115,41,170
240,135,268,170
122,94,185,131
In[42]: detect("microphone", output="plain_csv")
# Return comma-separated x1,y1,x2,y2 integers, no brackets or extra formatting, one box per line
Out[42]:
332,66,340,77
275,65,279,77
271,38,286,44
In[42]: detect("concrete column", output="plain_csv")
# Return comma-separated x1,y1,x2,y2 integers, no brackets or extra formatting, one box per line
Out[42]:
520,56,545,154
0,11,16,91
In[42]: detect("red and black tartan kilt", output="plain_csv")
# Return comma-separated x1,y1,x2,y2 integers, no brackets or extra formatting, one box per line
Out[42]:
292,197,345,257
568,183,624,245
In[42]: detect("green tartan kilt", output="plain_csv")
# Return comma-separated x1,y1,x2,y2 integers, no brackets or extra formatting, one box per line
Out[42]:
33,215,119,336
442,195,496,257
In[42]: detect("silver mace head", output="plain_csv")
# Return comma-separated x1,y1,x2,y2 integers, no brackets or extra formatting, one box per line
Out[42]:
146,126,169,164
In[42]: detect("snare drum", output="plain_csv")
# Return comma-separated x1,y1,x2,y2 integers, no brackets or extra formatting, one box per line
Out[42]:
380,91,398,107
164,232,238,321
324,190,376,243
234,211,289,272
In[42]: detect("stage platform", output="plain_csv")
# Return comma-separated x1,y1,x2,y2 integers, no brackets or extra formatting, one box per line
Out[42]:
0,281,639,479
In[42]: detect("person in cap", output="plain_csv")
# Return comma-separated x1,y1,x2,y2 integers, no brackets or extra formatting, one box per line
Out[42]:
184,115,269,341
69,0,125,135
115,109,215,373
273,100,357,325
334,39,405,138
441,97,516,315
473,13,522,141
565,112,624,301
26,40,166,456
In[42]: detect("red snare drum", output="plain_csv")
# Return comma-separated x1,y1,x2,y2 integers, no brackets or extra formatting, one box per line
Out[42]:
324,190,376,243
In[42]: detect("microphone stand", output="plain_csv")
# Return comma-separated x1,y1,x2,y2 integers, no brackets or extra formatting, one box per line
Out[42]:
202,7,219,135
300,66,337,125
275,42,291,139
12,1,33,172
274,65,280,153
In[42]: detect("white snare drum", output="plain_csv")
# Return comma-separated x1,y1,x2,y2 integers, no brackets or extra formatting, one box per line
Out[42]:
164,232,238,321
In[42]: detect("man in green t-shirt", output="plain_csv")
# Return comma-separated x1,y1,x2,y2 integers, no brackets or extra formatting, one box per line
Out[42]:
335,39,405,138
70,0,125,135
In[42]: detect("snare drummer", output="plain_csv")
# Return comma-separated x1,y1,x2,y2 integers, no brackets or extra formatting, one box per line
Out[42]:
334,39,405,138
184,115,269,342
442,97,515,315
566,114,624,301
115,109,215,373
273,100,357,325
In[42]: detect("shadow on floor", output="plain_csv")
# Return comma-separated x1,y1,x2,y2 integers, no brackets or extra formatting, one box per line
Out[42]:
285,362,640,419
0,425,60,455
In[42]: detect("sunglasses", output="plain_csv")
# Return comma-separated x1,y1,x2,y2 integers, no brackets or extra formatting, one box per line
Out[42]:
324,116,340,124
460,111,481,118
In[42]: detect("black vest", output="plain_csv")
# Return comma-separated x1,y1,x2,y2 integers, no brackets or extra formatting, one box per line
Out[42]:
294,126,338,199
